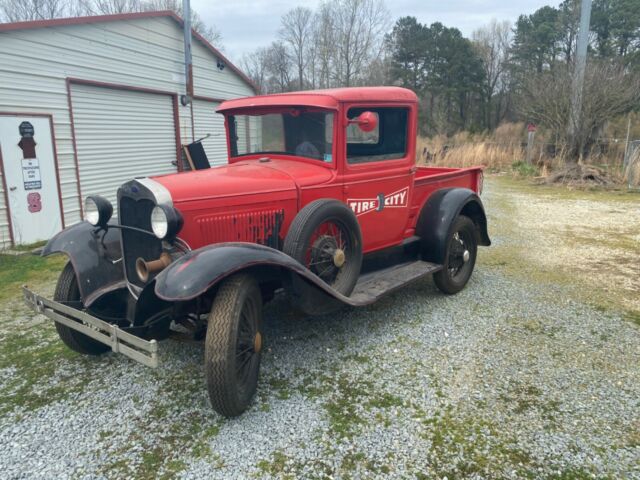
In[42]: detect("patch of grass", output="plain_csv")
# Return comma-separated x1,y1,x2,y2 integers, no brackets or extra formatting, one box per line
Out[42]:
8,240,47,252
423,407,539,479
0,328,86,416
624,310,640,327
323,376,370,439
0,252,66,303
512,160,539,177
256,450,290,477
546,466,606,480
498,381,561,424
265,374,292,400
492,174,640,202
100,368,222,478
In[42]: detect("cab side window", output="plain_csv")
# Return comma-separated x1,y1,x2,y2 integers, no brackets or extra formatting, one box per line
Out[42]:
346,107,408,164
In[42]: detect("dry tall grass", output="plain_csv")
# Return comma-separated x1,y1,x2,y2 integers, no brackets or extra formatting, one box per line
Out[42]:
416,122,528,170
416,121,631,178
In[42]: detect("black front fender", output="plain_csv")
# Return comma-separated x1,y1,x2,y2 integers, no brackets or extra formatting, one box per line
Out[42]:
154,242,353,312
42,222,126,306
416,188,491,265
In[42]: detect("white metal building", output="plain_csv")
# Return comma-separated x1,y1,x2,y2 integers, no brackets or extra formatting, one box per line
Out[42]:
0,11,256,247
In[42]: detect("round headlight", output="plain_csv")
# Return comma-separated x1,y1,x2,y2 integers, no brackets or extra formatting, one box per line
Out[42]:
84,195,112,227
151,206,169,238
150,205,182,239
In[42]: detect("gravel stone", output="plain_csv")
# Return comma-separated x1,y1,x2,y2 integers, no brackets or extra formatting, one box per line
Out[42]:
0,178,638,479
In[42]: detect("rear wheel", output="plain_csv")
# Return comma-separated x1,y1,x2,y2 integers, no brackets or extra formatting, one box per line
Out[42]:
283,199,362,296
433,215,478,295
205,274,263,417
54,262,110,355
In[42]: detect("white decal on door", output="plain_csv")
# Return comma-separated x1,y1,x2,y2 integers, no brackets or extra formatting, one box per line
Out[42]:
347,187,409,216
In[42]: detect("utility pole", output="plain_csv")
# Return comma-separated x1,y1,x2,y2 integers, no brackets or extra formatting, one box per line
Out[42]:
568,0,592,162
182,0,194,102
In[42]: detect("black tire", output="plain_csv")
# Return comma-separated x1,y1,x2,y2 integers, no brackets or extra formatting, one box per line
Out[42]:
54,262,110,355
283,199,362,296
205,274,263,417
433,215,478,295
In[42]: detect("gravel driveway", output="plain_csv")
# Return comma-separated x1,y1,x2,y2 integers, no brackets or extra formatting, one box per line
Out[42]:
0,177,638,479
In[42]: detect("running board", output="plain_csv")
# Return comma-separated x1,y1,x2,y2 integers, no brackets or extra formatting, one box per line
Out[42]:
348,260,442,305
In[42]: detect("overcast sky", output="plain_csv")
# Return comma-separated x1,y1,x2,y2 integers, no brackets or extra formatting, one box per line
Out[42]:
192,0,562,63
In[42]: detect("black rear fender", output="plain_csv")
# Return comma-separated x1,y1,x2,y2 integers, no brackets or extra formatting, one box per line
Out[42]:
416,188,491,264
42,222,126,307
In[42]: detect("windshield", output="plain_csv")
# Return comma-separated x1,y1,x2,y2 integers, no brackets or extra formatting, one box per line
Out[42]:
229,109,334,162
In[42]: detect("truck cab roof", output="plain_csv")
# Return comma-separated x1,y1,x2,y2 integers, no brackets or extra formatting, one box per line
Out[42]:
217,86,418,112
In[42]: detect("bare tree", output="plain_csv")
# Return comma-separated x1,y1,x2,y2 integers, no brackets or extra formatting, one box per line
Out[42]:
141,0,221,44
0,0,69,21
264,41,293,93
311,2,336,89
279,6,313,89
241,47,269,93
520,60,640,161
77,0,141,15
472,19,512,129
333,0,389,86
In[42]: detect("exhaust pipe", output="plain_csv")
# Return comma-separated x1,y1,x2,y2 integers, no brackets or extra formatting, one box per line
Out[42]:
136,252,172,282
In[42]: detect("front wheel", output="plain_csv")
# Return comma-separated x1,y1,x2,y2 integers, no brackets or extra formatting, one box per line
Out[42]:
205,274,263,417
433,215,478,295
54,262,110,355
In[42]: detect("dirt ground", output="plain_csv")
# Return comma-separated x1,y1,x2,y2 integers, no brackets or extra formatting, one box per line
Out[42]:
483,176,640,316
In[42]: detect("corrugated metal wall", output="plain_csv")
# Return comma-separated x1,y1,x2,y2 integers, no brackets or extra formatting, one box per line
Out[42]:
0,15,254,247
70,83,178,205
192,100,227,166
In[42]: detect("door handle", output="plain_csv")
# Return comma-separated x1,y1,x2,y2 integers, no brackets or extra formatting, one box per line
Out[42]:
9,186,16,191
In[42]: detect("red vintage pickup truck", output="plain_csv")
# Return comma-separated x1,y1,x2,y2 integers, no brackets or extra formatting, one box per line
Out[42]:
24,86,490,416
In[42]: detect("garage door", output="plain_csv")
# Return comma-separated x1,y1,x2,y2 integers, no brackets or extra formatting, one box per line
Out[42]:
70,83,178,206
192,100,228,166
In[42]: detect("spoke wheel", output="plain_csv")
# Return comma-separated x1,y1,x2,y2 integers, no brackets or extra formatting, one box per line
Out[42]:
205,273,263,417
305,220,352,286
284,199,362,296
433,215,478,295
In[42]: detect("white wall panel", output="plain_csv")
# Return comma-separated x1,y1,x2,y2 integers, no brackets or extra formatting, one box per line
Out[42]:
70,84,177,206
0,15,254,247
192,100,227,166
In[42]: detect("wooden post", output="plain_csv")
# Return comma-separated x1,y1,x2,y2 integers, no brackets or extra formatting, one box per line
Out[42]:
526,124,536,164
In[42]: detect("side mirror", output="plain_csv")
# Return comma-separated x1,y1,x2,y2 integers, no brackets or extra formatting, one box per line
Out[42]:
349,111,378,133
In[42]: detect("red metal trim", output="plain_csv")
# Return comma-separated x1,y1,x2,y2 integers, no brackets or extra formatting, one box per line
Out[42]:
172,95,183,171
66,78,183,198
189,101,196,144
0,10,174,32
0,111,66,244
0,144,15,246
47,115,66,229
68,77,178,98
0,11,258,93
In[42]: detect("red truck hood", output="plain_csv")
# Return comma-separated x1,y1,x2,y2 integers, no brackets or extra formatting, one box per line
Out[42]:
151,159,333,203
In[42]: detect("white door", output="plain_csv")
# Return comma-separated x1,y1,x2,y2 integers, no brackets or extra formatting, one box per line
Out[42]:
70,83,178,207
0,116,62,245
